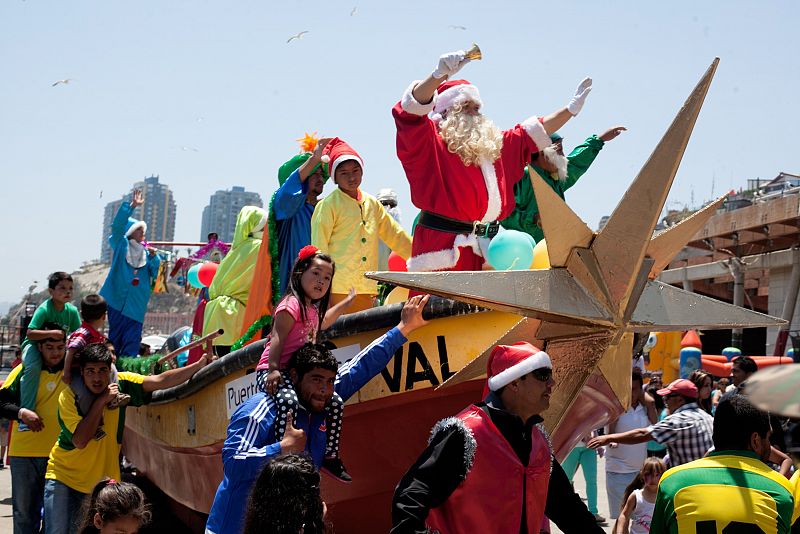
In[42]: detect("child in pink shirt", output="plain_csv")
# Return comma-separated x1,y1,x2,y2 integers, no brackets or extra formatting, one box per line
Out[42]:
256,246,355,481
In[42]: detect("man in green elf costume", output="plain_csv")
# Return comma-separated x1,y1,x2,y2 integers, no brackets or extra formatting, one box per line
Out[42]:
501,126,626,242
270,136,331,297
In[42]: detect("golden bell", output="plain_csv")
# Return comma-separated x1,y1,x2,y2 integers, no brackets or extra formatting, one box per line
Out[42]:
464,43,482,61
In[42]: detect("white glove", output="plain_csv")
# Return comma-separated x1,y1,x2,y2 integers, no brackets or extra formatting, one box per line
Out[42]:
432,50,469,79
566,77,592,116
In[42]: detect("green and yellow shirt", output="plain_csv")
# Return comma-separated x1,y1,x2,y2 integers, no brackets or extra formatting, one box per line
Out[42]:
651,450,794,534
0,364,67,457
45,372,150,494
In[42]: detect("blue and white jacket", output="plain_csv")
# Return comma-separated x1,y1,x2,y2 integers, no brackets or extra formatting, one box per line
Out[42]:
205,327,407,534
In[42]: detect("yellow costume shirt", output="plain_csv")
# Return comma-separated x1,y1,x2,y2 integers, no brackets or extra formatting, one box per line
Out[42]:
311,188,411,295
45,372,150,494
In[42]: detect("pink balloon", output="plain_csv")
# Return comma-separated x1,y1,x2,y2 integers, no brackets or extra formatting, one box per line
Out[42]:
198,262,219,287
387,252,407,272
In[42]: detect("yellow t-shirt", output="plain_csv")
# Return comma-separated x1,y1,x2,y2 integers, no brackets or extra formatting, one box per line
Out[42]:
791,470,799,527
45,372,150,494
0,365,67,457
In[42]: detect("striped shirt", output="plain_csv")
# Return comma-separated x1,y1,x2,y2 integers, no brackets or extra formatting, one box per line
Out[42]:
650,451,794,534
648,402,713,467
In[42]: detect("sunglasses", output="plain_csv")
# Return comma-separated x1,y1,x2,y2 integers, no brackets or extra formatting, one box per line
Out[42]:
529,368,553,382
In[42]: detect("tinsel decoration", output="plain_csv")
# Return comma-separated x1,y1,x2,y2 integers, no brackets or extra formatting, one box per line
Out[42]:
230,314,273,351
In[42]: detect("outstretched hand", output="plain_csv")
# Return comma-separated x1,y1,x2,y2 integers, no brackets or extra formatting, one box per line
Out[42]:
599,126,627,142
586,435,609,450
397,294,430,337
313,137,333,159
131,189,144,209
567,77,592,116
433,50,470,79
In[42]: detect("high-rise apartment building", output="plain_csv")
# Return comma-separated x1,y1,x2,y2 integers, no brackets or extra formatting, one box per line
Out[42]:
200,186,263,243
100,176,177,262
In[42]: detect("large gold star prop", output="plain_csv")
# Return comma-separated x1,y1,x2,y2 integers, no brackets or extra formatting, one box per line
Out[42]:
367,58,786,442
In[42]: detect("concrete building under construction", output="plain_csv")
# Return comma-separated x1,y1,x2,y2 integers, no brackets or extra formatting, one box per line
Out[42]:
660,172,800,356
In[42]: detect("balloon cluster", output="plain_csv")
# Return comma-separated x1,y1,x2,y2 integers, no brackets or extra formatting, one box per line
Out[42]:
486,231,551,271
187,262,219,289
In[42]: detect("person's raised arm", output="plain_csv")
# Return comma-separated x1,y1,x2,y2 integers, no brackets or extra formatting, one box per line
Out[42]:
141,353,213,393
410,51,471,105
73,384,117,449
321,288,356,329
298,137,332,182
540,78,593,134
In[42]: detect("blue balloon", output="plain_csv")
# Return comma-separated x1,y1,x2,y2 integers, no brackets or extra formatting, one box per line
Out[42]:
187,264,204,288
487,230,534,270
721,346,742,361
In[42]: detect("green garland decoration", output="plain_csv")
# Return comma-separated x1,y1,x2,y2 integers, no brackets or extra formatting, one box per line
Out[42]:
117,355,165,376
267,192,282,306
230,314,273,351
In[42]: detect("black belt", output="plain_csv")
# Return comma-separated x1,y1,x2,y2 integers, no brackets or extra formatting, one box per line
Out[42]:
418,211,500,238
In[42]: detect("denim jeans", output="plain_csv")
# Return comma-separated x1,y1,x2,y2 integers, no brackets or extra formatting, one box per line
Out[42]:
10,456,48,534
43,479,85,534
605,470,639,518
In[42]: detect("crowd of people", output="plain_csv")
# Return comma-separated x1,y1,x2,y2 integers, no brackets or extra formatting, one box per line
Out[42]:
1,45,799,534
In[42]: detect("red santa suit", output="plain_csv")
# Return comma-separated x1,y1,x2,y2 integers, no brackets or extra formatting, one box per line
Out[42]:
392,79,552,272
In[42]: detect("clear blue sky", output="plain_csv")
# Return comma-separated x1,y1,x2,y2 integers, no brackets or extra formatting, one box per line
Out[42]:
1,0,797,303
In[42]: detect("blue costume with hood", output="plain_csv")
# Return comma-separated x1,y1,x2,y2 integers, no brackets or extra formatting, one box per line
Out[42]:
99,201,161,356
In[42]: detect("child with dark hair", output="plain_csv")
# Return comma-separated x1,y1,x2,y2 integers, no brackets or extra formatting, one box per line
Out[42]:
242,453,328,534
66,294,130,414
257,245,355,481
77,478,151,534
614,457,666,533
18,272,81,430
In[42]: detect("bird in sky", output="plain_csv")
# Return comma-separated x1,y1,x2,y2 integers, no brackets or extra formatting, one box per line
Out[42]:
286,31,309,44
449,25,467,30
180,146,199,152
51,79,73,87
350,6,358,16
99,190,103,199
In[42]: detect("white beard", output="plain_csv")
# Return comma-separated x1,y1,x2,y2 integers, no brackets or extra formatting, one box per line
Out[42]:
542,146,568,181
439,108,503,167
126,239,147,268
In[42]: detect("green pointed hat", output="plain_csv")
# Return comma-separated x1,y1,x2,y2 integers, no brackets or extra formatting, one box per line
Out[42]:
278,154,330,186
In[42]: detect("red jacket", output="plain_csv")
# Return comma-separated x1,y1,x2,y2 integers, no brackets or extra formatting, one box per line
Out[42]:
426,405,552,533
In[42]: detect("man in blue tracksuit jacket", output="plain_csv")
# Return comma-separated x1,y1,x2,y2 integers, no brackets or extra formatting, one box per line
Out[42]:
206,295,430,534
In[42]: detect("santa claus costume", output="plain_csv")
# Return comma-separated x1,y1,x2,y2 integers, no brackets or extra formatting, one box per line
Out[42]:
392,79,553,272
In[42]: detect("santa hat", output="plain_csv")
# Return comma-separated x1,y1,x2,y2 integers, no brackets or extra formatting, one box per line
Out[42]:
486,341,551,391
431,79,483,123
125,219,147,238
320,137,364,178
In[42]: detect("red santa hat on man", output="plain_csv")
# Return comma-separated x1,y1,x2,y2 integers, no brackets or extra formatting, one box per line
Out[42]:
430,79,483,123
486,341,552,392
320,137,364,177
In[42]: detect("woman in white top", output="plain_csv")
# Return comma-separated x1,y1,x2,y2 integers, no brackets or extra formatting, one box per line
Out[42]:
614,457,666,534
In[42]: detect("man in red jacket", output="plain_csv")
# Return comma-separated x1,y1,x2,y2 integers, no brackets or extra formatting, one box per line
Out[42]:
392,49,591,272
392,342,603,533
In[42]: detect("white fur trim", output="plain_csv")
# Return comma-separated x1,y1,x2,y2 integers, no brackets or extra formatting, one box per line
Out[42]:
400,81,435,116
521,116,552,152
125,221,147,238
478,157,501,223
433,84,482,116
488,350,552,391
406,233,490,272
330,155,364,178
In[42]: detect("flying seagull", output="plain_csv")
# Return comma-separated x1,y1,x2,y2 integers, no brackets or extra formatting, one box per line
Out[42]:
51,79,73,87
286,31,309,44
449,25,467,30
350,6,358,16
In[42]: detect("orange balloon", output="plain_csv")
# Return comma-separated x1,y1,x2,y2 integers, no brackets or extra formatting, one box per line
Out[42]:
531,239,550,269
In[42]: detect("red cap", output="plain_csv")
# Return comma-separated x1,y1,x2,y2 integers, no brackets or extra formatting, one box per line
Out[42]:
320,137,363,178
657,378,698,399
486,341,551,392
